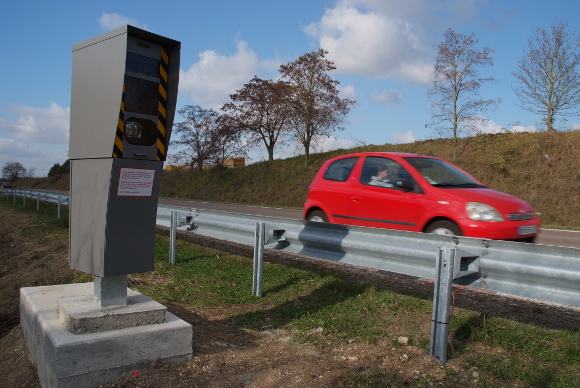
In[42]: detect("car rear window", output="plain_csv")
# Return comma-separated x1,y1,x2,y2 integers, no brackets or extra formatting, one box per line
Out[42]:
323,157,358,182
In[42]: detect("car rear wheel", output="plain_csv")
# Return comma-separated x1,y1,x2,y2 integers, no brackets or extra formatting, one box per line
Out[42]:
307,210,328,222
425,220,462,236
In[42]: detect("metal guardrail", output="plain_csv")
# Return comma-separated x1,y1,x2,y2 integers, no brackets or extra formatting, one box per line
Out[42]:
3,189,69,218
156,205,580,310
3,189,69,204
5,190,580,310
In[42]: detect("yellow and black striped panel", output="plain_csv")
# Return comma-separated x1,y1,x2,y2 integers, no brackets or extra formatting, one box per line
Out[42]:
157,46,169,161
113,83,126,158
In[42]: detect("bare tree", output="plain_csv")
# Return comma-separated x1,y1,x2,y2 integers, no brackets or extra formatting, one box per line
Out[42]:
2,161,26,180
280,49,355,166
170,105,221,171
222,77,291,161
213,114,248,171
25,167,36,178
427,28,499,161
512,21,580,131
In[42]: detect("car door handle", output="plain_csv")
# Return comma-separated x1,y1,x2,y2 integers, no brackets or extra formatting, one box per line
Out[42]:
350,196,362,202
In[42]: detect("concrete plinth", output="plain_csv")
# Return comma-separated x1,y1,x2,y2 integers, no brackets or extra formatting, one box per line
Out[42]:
20,282,192,388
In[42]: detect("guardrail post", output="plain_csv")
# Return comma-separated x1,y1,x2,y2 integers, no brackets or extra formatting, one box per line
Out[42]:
430,247,455,364
57,195,62,219
37,192,41,211
169,211,177,265
23,190,26,206
252,222,266,297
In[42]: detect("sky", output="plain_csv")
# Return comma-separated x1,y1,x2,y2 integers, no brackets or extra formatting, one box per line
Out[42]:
1,0,580,176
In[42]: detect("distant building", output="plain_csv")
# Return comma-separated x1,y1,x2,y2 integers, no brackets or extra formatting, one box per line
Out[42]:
164,164,191,171
222,157,245,168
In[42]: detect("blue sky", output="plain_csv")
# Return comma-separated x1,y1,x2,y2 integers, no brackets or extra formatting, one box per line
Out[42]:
1,0,579,176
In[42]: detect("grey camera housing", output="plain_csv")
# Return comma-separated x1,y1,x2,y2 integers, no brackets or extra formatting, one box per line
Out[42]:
69,26,180,277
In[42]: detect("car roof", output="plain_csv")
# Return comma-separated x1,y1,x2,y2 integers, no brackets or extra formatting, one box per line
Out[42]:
332,152,436,159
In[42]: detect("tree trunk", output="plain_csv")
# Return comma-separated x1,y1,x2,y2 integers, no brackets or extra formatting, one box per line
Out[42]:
267,145,274,162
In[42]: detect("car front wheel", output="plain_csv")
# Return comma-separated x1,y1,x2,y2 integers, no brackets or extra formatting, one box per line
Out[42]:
307,210,328,223
425,220,462,236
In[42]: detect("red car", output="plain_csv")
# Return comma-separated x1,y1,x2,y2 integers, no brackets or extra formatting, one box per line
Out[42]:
303,152,540,242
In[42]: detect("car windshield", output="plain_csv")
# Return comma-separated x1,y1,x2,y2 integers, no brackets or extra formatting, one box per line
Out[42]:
403,157,486,188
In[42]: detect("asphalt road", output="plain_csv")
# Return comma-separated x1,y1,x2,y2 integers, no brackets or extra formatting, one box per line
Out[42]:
158,198,580,249
11,190,578,249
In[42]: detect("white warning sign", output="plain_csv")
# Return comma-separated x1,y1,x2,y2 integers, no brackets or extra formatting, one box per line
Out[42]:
117,168,155,197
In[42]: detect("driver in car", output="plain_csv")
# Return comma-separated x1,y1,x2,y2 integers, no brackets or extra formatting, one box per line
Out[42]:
369,165,395,188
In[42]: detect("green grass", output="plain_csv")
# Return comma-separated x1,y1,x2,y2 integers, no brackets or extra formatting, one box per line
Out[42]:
0,191,69,229
132,233,580,387
139,235,433,345
451,312,579,385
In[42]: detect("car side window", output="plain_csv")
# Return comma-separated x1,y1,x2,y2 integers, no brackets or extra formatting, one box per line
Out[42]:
360,156,417,190
323,157,358,182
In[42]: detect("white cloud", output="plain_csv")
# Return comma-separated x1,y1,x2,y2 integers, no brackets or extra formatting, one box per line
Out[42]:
510,124,539,133
391,131,417,144
99,13,147,31
314,136,355,152
338,84,357,101
179,39,278,110
462,118,540,135
0,138,41,158
0,138,67,176
304,0,433,83
304,0,488,83
353,0,481,27
572,123,580,131
0,103,70,144
0,138,38,159
467,118,504,135
370,89,402,105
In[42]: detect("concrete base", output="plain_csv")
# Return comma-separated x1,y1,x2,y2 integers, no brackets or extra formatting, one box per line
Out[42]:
21,282,193,388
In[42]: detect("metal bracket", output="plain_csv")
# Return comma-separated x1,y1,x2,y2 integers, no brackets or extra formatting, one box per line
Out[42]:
266,228,286,244
177,208,199,231
452,248,480,280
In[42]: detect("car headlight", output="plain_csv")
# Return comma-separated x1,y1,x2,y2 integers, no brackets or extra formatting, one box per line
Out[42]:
466,202,504,222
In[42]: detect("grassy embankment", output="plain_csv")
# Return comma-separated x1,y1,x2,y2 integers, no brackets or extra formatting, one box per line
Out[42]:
15,130,580,228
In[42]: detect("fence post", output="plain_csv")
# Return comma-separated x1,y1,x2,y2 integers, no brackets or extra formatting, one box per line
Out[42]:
169,211,177,265
252,222,266,297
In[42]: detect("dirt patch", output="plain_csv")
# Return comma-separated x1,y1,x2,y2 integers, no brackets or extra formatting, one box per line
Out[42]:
1,209,579,387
